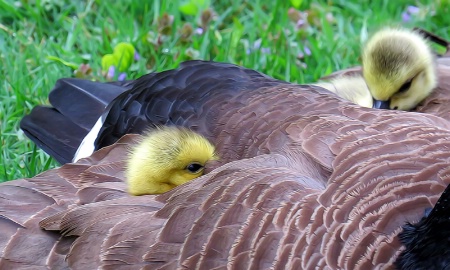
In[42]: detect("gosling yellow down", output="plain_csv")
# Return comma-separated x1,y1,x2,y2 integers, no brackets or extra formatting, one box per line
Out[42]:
362,28,437,110
126,126,218,195
315,75,373,108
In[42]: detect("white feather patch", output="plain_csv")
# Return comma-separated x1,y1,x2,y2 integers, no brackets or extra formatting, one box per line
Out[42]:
73,116,104,162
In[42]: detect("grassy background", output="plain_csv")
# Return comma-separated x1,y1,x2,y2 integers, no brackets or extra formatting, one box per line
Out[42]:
1,0,449,181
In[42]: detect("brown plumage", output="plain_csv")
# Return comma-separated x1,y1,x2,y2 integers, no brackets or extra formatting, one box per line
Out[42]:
415,60,450,118
3,61,450,268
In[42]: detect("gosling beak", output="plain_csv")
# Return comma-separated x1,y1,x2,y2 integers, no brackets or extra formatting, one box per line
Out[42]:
372,98,391,109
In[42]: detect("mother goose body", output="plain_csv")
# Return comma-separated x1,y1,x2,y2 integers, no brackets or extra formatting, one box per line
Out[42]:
6,61,450,269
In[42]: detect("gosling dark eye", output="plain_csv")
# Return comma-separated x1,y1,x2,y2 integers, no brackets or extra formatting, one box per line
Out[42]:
186,163,204,173
398,78,413,93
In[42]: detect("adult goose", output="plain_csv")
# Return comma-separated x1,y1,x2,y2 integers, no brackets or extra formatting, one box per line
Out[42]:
20,60,377,165
5,82,450,268
10,26,450,269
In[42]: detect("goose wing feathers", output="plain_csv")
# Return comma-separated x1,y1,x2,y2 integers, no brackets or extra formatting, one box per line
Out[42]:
98,61,450,168
96,60,288,150
20,78,132,164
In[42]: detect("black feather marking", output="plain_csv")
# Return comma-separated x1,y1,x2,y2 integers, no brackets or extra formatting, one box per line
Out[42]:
20,106,87,164
49,78,129,130
21,79,130,163
395,183,450,270
22,60,288,162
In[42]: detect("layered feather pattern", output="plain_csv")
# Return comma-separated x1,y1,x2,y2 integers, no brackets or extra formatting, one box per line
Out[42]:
4,60,450,268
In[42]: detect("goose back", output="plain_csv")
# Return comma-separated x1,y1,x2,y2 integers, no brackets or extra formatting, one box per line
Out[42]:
4,80,450,268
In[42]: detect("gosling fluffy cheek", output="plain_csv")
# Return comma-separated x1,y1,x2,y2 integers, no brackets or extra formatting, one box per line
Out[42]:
390,95,413,111
391,91,428,110
391,78,434,110
127,171,174,196
170,172,203,186
128,182,175,196
126,163,174,195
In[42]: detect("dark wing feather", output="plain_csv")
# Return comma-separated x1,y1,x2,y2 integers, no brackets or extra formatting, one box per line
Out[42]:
20,106,87,164
20,78,131,163
49,78,131,130
396,182,450,270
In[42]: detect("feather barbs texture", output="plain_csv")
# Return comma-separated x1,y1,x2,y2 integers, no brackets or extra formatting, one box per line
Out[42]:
7,105,450,269
126,126,218,195
4,61,450,268
40,132,450,269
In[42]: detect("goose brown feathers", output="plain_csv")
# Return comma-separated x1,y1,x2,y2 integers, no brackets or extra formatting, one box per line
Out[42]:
4,60,450,268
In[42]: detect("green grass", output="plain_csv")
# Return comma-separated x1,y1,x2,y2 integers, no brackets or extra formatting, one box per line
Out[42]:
1,0,449,181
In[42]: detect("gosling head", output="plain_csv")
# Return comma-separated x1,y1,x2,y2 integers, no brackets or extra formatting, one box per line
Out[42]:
362,28,437,110
126,126,218,195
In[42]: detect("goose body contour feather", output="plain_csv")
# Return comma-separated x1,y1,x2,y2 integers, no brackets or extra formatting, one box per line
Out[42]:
4,109,450,269
6,61,450,268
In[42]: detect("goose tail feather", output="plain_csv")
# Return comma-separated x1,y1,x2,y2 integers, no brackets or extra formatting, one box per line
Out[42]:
20,78,129,164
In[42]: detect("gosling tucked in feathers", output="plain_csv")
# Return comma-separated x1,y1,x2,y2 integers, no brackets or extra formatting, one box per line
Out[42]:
362,28,437,110
127,126,217,195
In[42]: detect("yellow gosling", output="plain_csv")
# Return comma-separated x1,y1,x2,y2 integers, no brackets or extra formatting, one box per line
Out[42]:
316,75,373,108
362,28,437,110
126,126,218,195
